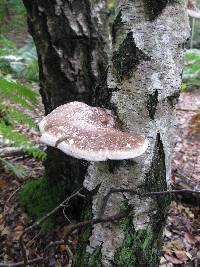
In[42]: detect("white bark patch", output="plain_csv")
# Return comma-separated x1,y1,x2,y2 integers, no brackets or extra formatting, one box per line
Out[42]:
84,1,190,266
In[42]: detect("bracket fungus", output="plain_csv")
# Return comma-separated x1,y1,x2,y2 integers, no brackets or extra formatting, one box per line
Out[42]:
39,101,148,161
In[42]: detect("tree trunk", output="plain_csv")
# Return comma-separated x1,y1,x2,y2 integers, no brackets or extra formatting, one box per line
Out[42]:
74,1,189,266
22,0,107,204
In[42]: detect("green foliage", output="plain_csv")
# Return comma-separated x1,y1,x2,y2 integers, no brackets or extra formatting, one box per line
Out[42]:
0,121,46,160
20,177,61,229
0,77,38,107
0,157,27,179
0,0,6,32
22,59,39,82
0,35,17,56
0,77,46,178
182,49,200,91
0,35,39,82
0,0,26,33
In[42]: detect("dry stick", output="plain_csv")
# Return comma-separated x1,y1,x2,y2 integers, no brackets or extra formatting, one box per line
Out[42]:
4,187,21,216
0,257,46,267
64,208,131,240
19,187,84,266
176,108,199,112
98,188,200,217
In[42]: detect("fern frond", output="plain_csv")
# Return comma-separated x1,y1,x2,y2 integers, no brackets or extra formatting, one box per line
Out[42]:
0,77,38,106
0,121,46,160
0,156,27,179
0,35,17,56
0,103,38,130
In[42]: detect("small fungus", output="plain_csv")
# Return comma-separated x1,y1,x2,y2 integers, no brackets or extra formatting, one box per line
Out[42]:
39,101,148,161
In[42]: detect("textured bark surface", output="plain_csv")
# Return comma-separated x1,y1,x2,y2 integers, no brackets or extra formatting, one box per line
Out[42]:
22,0,107,200
74,1,190,266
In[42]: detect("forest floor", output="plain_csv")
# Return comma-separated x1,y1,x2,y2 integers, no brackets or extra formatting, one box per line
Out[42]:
0,90,199,267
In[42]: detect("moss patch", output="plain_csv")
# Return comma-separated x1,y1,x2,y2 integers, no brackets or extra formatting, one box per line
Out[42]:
19,176,62,229
114,220,162,266
114,134,170,266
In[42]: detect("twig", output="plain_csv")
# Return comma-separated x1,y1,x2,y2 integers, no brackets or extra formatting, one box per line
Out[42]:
44,240,65,254
176,108,199,112
4,187,21,216
0,257,46,267
0,147,26,157
64,207,132,240
63,206,72,223
18,187,84,265
98,188,200,217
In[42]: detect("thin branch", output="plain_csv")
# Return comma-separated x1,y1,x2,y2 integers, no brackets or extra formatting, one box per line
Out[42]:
4,187,21,216
19,187,84,266
64,208,132,240
0,147,26,157
176,108,199,112
98,188,200,217
0,257,46,267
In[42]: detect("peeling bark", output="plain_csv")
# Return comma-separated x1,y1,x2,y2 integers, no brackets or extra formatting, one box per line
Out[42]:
75,1,190,266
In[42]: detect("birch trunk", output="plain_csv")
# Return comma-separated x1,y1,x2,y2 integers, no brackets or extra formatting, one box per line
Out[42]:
74,1,189,266
22,0,107,201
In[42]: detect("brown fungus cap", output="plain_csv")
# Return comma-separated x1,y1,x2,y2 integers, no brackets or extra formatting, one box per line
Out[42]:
39,101,148,161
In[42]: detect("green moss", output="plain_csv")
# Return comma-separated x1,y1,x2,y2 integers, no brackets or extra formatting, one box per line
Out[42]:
114,215,163,267
87,246,103,267
73,198,103,267
19,176,61,229
114,134,170,266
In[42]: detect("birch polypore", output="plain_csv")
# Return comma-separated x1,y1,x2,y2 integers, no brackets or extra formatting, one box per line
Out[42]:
39,101,148,161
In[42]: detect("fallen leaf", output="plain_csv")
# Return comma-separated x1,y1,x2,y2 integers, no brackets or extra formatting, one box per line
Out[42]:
0,179,8,189
184,232,196,245
164,254,183,264
174,250,188,262
172,239,185,250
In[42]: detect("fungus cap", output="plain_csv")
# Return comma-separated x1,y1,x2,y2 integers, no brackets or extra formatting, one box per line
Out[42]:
39,101,148,161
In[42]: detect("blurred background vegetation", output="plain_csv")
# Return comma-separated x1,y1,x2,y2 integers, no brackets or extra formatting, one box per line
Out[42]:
0,0,44,180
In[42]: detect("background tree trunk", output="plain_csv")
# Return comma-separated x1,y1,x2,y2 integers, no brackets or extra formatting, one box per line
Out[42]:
22,0,107,206
74,1,190,266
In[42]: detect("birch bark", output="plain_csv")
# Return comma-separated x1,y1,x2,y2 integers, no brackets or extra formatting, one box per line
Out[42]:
74,1,190,266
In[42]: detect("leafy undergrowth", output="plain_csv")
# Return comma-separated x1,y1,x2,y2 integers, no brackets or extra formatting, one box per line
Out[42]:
160,90,200,267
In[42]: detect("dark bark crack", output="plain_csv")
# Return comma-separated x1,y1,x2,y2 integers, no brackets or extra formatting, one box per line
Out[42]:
112,32,150,81
147,90,158,120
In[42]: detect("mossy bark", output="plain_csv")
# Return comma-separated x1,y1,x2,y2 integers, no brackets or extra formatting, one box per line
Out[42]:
22,0,107,213
74,1,189,266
